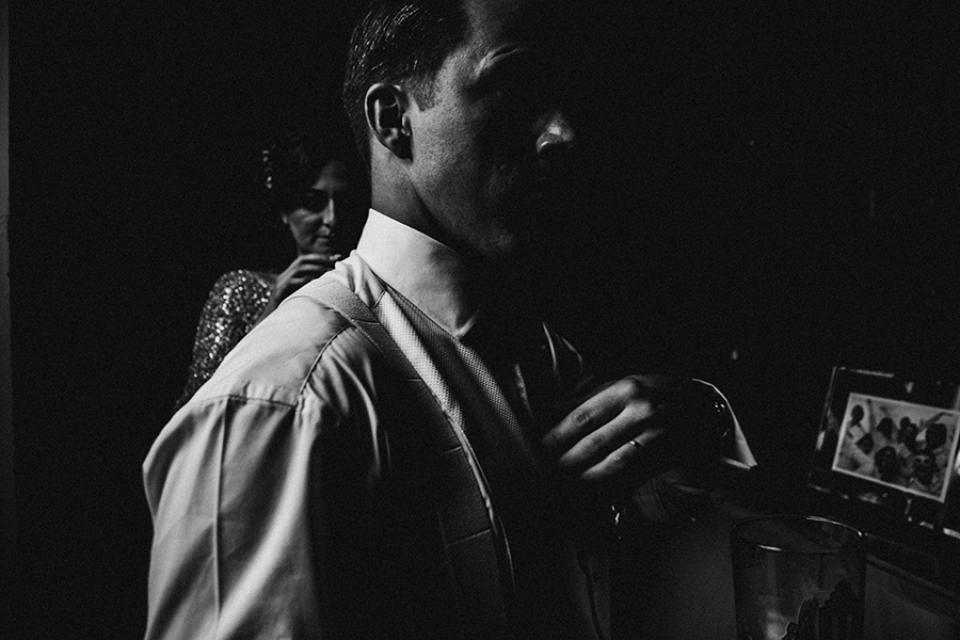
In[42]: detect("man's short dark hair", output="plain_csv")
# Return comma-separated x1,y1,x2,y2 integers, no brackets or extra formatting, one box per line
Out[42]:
342,0,470,169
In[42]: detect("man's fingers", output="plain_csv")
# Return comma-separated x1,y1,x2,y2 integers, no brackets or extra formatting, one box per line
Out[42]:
542,378,653,452
579,426,666,482
555,407,648,470
542,394,620,452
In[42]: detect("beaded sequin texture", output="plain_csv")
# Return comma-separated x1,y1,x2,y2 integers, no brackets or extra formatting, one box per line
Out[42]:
176,269,275,408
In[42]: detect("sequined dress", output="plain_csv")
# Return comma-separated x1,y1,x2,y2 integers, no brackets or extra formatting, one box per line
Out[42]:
176,269,276,408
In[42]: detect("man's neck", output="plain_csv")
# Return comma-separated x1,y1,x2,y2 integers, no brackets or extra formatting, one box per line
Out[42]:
368,179,532,310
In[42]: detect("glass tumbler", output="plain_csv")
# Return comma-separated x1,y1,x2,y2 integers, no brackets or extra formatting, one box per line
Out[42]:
730,514,867,640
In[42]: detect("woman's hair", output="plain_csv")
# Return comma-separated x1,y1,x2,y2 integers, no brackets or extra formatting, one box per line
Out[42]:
877,416,895,440
925,422,947,450
261,130,340,214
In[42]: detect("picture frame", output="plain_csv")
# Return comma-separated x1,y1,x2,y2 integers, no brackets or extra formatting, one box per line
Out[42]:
809,367,960,539
831,393,959,503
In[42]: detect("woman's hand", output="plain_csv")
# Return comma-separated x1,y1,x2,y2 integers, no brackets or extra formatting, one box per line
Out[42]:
259,253,341,322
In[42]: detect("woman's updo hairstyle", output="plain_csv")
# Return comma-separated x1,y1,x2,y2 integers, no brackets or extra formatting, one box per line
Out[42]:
261,130,336,215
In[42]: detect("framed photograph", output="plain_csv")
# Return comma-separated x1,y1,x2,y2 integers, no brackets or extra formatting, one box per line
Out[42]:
809,367,960,539
830,393,960,502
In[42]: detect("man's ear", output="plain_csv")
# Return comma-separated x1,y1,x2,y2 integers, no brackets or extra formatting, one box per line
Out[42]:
365,83,412,161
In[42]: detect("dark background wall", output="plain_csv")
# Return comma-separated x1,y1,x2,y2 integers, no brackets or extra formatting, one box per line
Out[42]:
9,1,958,638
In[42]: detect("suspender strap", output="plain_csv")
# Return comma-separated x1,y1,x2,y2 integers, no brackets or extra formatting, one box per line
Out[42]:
305,280,514,637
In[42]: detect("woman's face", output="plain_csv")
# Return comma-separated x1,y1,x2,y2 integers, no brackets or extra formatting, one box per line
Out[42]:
282,160,357,258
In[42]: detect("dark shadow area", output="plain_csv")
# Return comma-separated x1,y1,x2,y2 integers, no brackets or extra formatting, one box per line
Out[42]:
10,1,958,638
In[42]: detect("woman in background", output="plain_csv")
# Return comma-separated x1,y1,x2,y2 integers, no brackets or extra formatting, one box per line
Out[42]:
176,130,364,408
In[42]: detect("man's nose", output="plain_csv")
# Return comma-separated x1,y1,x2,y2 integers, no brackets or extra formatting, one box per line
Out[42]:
535,109,576,158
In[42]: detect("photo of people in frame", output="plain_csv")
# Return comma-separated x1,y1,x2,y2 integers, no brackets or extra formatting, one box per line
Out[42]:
833,393,960,502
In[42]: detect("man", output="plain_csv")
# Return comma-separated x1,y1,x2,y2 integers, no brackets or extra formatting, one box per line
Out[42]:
143,1,753,638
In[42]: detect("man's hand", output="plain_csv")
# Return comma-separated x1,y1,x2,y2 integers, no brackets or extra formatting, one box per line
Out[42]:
541,376,744,524
541,375,673,483
541,375,732,486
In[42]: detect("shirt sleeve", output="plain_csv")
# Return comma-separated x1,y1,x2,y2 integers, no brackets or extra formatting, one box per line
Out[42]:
143,396,323,639
144,379,382,640
624,380,757,524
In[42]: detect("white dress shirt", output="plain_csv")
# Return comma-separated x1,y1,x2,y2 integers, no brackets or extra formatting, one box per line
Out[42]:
143,209,753,640
144,209,607,639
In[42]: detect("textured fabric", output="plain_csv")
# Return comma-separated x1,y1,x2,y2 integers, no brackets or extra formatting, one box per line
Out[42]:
306,279,515,634
176,269,275,408
355,211,612,638
143,211,607,640
145,210,754,640
355,210,478,337
369,285,610,640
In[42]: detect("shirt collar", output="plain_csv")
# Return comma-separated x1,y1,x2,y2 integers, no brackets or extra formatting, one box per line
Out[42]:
356,208,479,339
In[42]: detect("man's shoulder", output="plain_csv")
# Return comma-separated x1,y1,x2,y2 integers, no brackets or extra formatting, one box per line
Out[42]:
192,280,383,408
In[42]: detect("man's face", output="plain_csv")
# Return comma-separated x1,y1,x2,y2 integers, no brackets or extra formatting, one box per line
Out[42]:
407,0,575,264
875,447,897,477
912,452,935,485
899,422,918,449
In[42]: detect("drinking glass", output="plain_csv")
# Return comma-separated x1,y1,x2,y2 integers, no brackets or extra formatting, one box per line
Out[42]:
730,514,866,640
